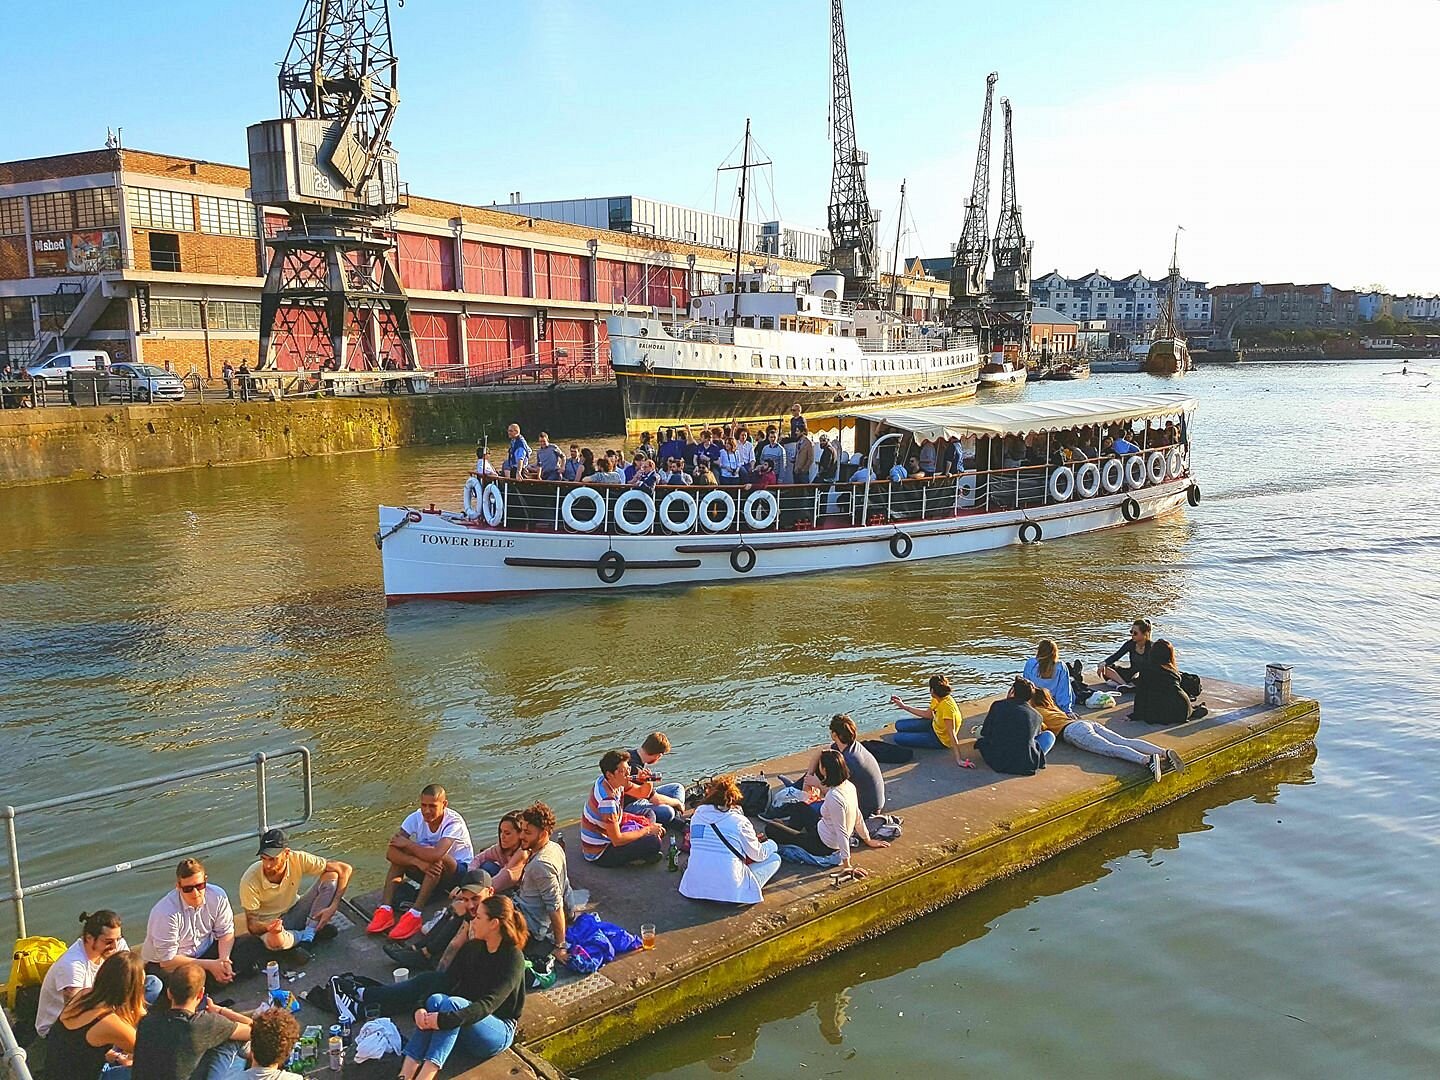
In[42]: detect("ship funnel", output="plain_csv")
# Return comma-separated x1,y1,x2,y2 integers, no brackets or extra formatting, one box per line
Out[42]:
810,269,845,299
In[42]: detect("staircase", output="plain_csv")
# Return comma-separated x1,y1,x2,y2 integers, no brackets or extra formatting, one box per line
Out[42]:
22,278,109,363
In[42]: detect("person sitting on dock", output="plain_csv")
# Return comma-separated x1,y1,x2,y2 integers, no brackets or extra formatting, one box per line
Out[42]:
680,775,782,905
889,675,966,767
366,785,475,942
1129,640,1197,726
1098,618,1156,689
533,432,563,481
36,909,160,1039
763,749,890,876
502,424,529,478
509,802,574,966
658,458,692,486
1023,640,1077,716
810,713,885,819
132,961,252,1080
235,827,352,964
140,858,239,989
1030,687,1181,783
624,732,688,826
581,750,667,867
42,950,146,1080
242,1008,300,1080
974,677,1052,776
475,812,529,890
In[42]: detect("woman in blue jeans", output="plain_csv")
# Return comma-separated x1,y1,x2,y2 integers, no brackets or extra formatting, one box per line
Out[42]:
399,896,529,1080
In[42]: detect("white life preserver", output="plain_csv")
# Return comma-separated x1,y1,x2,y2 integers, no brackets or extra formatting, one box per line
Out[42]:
1047,465,1076,503
561,486,605,533
480,482,505,527
1125,454,1148,490
613,489,656,535
699,489,737,532
1100,458,1125,494
659,490,699,534
1166,447,1183,480
742,489,780,530
1147,451,1167,485
1076,461,1102,499
462,476,483,519
1179,446,1191,475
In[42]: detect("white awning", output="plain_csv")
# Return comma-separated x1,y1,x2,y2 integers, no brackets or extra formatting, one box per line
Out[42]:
853,392,1196,439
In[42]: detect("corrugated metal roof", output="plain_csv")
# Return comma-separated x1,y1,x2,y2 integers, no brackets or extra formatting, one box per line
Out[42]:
854,392,1195,439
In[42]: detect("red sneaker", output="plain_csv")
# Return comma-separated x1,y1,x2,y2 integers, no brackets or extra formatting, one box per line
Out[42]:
388,908,424,941
364,905,395,934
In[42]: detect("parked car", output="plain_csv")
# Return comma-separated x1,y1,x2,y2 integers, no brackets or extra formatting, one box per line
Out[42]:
25,350,106,382
108,363,186,402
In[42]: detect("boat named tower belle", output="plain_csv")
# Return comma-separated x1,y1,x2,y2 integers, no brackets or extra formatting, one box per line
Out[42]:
607,268,981,435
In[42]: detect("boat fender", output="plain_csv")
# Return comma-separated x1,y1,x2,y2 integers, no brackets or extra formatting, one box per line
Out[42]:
596,550,626,584
1100,458,1125,495
889,531,913,559
1147,451,1167,485
659,490,699,534
462,476,483,519
1047,466,1076,503
1187,483,1202,507
613,489,657,535
561,486,606,533
742,490,779,530
1076,462,1102,499
1019,520,1043,544
1121,496,1142,522
480,482,505,528
1166,447,1184,480
729,545,757,574
1125,454,1148,490
699,489,737,532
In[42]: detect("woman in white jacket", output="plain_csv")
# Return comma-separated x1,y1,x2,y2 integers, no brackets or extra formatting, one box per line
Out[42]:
680,776,781,905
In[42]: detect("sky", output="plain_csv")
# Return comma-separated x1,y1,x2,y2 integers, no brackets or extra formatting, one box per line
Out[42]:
7,0,1438,292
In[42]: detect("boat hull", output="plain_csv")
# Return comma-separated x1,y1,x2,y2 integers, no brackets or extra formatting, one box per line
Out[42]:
978,367,1028,386
1146,338,1191,375
379,480,1191,603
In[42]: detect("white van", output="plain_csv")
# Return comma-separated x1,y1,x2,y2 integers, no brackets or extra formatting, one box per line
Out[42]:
26,350,108,382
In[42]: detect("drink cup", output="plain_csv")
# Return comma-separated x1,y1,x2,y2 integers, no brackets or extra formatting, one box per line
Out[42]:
640,923,656,950
392,967,409,982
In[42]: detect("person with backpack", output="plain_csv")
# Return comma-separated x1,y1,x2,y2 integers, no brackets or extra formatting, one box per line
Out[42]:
1129,640,1198,726
680,775,781,905
43,950,147,1080
761,750,890,876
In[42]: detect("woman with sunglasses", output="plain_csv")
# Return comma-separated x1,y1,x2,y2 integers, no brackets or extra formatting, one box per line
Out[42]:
1097,618,1155,689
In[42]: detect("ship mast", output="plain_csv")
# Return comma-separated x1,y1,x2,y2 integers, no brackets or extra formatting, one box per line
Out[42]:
717,120,769,330
887,179,906,316
1159,227,1183,339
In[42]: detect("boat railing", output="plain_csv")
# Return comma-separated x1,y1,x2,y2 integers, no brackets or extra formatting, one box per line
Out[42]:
1,1006,33,1080
856,334,963,354
1,747,312,940
672,323,737,345
818,297,857,318
469,445,1192,537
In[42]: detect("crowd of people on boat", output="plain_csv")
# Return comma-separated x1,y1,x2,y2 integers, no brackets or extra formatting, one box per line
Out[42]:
23,621,1203,1079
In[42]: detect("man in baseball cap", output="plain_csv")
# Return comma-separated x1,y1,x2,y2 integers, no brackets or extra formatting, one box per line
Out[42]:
235,827,352,968
382,868,493,971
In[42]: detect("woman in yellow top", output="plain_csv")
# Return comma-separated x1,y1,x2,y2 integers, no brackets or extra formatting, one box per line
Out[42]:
889,674,966,766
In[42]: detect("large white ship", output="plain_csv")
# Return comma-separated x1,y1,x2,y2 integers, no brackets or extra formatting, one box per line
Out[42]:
607,268,981,436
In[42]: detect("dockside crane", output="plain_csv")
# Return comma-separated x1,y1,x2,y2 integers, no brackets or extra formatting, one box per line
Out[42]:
989,97,1033,345
247,0,417,376
949,72,998,327
825,0,880,306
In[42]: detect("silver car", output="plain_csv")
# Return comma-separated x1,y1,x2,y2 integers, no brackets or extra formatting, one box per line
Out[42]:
109,363,186,402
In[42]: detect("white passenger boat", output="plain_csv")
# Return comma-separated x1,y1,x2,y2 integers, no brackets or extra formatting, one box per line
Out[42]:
376,393,1198,603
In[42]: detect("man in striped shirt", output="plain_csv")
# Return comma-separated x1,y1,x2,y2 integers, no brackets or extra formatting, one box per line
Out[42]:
580,750,666,867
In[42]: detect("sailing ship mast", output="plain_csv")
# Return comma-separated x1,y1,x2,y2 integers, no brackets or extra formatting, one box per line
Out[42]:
1158,227,1183,340
886,179,906,316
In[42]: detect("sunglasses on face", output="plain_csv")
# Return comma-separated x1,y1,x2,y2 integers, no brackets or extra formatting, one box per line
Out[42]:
180,880,207,893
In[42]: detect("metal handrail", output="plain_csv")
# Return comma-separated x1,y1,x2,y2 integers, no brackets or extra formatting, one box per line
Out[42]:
0,1005,33,1080
1,748,311,940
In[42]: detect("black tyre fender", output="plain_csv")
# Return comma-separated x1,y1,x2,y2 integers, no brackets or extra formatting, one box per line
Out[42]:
1121,497,1141,522
889,531,914,559
1018,521,1042,544
729,545,757,574
1187,483,1202,507
596,550,626,584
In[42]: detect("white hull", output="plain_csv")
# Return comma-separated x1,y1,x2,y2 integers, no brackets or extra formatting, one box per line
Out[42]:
378,480,1191,603
978,366,1028,386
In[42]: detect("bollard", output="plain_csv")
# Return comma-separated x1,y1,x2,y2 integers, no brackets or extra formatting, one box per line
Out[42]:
1264,663,1292,706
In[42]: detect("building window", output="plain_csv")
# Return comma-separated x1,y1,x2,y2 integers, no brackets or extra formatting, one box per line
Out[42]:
127,188,195,231
28,192,75,232
74,187,120,229
149,233,182,272
0,197,24,236
197,196,258,238
208,300,261,331
150,298,203,329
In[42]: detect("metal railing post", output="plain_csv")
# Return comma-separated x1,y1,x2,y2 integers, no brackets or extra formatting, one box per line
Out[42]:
254,753,270,837
1,1006,35,1080
3,807,24,940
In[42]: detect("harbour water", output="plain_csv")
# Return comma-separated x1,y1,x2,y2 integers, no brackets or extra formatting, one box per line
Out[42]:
2,361,1437,1077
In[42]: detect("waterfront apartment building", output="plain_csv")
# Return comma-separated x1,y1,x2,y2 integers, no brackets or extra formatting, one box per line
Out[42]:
1209,282,1358,332
0,148,951,377
1029,270,1211,334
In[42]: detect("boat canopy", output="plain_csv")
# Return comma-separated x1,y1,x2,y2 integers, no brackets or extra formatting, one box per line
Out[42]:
853,393,1196,440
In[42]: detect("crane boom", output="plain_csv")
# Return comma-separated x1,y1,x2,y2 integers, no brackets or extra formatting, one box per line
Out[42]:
825,0,879,304
990,97,1030,302
950,72,998,304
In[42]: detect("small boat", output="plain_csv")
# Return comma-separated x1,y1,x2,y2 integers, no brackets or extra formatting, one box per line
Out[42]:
1145,229,1192,376
1037,361,1090,381
376,393,1198,603
978,349,1028,387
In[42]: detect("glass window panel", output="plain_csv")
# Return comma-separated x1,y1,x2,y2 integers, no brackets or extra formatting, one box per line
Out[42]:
0,197,24,236
28,192,74,232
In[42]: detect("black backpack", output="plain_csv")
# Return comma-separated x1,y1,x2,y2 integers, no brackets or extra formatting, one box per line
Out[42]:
738,778,772,817
1179,672,1203,700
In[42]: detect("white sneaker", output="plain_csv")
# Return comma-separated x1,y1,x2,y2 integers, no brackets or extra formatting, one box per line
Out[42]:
1165,748,1184,774
1148,755,1164,783
330,976,358,1026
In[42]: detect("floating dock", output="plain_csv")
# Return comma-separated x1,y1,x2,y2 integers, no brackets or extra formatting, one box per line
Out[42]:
166,678,1317,1079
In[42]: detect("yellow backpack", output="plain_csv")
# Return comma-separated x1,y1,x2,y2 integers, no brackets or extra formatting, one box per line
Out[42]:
4,935,67,1008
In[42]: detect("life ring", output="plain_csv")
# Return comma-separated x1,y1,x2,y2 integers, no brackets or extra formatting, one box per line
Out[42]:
462,476,483,518
480,482,505,527
596,550,626,584
1076,462,1102,499
1147,451,1167,485
699,489,737,532
1019,520,1043,544
613,489,656,535
889,531,913,558
743,490,779,530
1166,447,1183,480
1187,483,1202,507
1047,466,1075,503
1100,458,1125,494
1125,455,1148,490
1121,496,1141,522
658,490,699,534
729,545,757,573
561,486,606,533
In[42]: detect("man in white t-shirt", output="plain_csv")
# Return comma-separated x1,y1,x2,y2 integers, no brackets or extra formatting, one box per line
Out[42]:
35,909,162,1036
365,784,474,942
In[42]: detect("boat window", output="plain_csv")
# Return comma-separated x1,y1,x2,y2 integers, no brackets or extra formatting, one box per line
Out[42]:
751,352,763,369
768,355,780,369
802,358,812,370
839,359,848,371
786,356,797,370
759,317,775,330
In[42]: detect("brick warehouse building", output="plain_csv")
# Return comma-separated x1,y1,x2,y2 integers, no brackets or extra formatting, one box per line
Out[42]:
0,147,956,380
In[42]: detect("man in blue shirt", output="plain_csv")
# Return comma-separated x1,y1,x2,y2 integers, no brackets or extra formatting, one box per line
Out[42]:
888,458,909,483
1112,432,1140,455
504,424,530,477
533,431,563,480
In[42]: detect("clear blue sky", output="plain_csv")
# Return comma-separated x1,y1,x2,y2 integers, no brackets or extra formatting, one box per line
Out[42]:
8,0,1438,290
